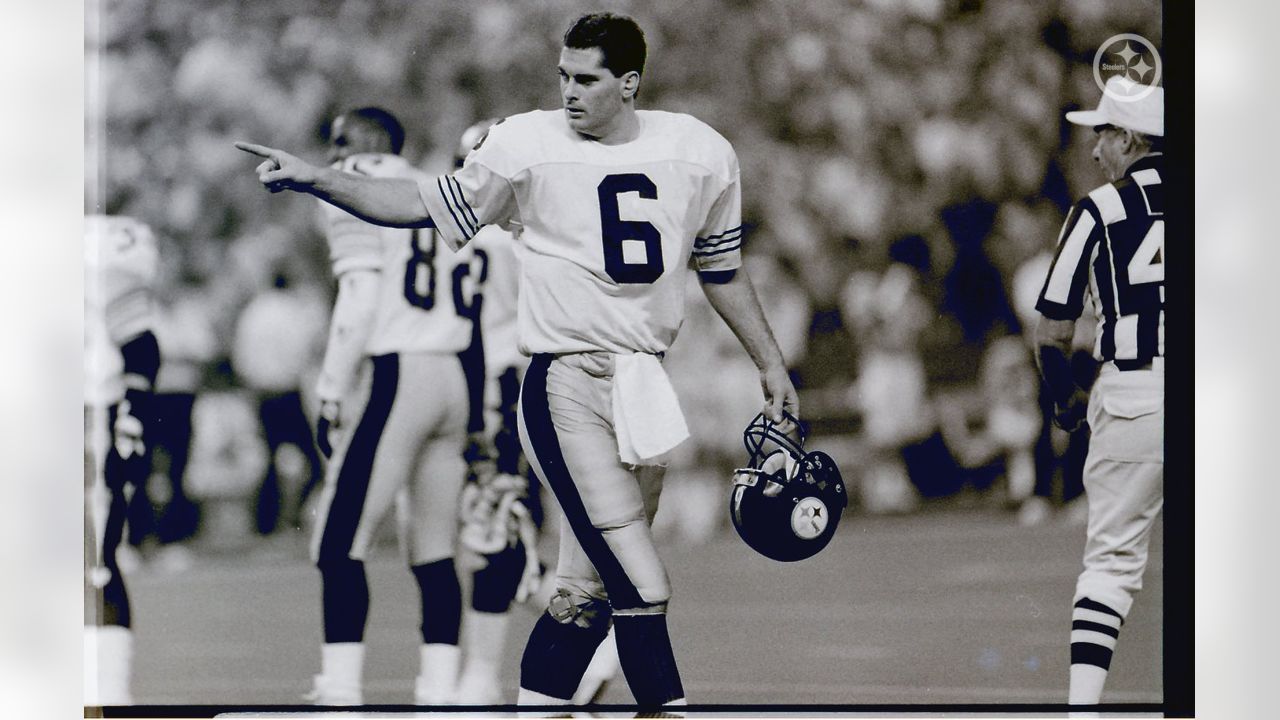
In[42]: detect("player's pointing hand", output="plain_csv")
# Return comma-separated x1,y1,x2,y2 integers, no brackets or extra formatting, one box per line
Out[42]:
235,141,320,193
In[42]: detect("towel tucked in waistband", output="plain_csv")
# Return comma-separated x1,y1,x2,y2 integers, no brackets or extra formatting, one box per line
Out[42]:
610,352,689,466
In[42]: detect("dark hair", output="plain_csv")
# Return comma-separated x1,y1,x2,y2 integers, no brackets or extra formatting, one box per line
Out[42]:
563,12,646,79
347,106,406,155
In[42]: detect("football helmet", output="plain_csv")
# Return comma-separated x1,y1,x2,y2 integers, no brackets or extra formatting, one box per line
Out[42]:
729,411,846,562
455,118,502,167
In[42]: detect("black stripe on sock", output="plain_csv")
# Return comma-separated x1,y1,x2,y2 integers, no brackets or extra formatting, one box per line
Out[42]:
1073,619,1121,638
1074,597,1124,623
1071,641,1114,669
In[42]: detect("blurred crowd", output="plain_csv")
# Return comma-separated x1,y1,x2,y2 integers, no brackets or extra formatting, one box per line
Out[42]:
87,0,1159,556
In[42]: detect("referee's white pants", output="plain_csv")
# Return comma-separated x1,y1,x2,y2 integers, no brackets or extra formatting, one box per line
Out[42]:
1074,365,1164,619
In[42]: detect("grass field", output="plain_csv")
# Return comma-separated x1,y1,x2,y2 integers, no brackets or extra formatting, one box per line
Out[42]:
120,506,1163,711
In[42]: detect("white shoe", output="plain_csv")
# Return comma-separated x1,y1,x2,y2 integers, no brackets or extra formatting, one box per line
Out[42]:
456,673,502,705
415,674,456,706
303,674,362,705
1017,497,1052,527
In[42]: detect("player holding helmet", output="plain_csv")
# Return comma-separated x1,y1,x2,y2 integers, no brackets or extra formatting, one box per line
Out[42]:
239,13,796,710
1034,77,1165,708
450,119,622,705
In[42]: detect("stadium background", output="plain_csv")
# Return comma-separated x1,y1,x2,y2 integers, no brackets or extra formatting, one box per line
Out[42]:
84,0,1164,709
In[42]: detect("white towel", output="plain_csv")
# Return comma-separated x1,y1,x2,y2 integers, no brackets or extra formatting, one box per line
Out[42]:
611,352,689,466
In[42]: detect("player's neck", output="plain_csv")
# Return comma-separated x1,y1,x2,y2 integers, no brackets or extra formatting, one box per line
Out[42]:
589,105,640,146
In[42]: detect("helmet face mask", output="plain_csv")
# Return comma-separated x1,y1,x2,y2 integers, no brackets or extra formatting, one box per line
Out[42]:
729,412,847,562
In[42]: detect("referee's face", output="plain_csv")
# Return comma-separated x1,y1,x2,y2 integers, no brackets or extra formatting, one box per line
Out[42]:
1092,125,1129,181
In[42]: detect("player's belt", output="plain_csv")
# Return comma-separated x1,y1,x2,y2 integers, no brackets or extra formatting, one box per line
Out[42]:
1113,357,1164,372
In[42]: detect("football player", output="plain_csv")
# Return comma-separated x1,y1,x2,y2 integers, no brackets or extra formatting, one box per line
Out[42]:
304,107,479,705
239,13,798,711
450,120,621,705
84,215,162,706
1034,78,1165,707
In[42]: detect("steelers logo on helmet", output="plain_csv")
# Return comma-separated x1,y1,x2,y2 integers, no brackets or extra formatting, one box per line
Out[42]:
729,411,846,562
790,496,828,540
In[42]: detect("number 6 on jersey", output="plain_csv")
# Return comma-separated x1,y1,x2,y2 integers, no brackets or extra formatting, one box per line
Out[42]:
598,173,663,284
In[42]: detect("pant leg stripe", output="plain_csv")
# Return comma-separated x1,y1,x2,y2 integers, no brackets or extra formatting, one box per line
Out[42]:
318,353,399,562
521,354,644,609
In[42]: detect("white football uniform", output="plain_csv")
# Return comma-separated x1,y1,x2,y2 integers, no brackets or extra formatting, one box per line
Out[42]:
310,153,478,566
419,109,743,356
322,153,476,357
418,110,744,617
84,216,159,408
470,225,523,376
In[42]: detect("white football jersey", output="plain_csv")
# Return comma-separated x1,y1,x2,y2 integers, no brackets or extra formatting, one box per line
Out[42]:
321,153,477,356
469,225,523,373
418,109,744,356
84,215,158,406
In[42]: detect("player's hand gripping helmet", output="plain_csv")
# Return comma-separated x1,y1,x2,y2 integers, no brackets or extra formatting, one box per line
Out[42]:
729,411,846,562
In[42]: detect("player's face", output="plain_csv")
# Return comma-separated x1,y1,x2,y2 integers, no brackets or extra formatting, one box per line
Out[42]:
1091,125,1130,181
328,116,386,164
558,46,628,139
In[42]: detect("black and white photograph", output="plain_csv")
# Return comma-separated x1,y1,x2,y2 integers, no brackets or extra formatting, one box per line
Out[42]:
3,0,1228,716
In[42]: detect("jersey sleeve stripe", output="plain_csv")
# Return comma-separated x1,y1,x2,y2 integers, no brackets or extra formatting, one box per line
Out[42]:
434,177,475,241
695,226,743,246
692,242,741,258
695,232,743,249
442,176,478,235
446,175,481,232
1042,211,1096,304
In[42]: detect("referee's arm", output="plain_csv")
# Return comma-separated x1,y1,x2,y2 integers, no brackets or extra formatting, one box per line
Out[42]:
1035,316,1088,432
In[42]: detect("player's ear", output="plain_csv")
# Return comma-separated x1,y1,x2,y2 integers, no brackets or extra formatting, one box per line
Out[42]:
620,70,641,100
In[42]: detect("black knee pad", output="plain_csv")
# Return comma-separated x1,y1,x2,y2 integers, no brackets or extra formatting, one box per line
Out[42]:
317,557,368,643
613,612,684,706
471,543,525,614
412,558,461,645
519,599,612,700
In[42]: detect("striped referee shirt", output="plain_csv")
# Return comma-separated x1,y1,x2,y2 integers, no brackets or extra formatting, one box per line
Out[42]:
1037,154,1164,370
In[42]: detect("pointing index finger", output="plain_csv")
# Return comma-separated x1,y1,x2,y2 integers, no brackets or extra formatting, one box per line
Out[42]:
234,141,275,159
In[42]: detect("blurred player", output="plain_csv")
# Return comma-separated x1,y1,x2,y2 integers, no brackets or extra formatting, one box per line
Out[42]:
449,120,620,705
238,13,797,711
1034,77,1165,707
305,107,478,705
84,215,162,706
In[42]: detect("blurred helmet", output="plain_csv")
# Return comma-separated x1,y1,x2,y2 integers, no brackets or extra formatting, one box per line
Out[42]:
729,411,847,562
455,117,502,167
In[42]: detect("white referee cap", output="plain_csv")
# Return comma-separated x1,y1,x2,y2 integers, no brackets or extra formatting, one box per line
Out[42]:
1066,76,1163,137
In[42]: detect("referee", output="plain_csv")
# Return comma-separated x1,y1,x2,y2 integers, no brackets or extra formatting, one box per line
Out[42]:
1033,76,1165,707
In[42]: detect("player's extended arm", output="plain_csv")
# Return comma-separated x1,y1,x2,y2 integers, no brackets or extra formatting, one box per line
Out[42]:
235,142,435,229
699,269,799,426
1034,315,1089,432
314,269,380,456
